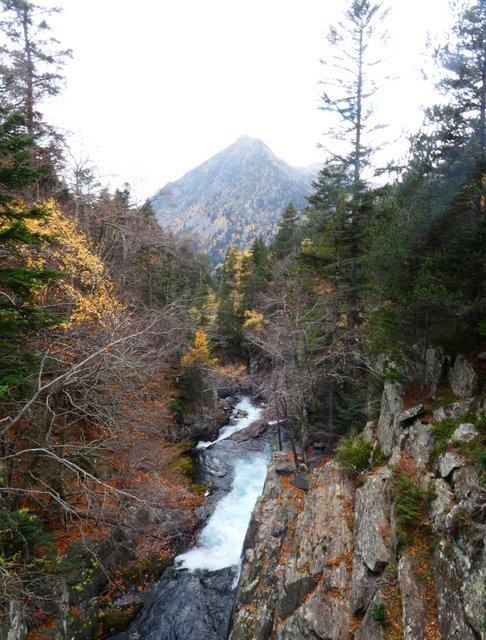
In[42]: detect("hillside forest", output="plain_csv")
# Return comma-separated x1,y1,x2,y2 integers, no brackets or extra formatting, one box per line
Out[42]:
1,0,486,638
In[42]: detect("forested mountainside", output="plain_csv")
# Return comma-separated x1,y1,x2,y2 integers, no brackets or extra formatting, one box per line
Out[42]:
1,0,486,639
151,136,315,265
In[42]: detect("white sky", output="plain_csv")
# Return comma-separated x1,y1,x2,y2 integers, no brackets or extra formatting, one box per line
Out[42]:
40,0,455,202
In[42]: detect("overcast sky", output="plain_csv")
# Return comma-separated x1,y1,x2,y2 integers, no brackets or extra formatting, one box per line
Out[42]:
41,0,455,202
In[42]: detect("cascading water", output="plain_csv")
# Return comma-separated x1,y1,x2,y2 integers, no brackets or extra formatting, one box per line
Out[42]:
176,450,270,572
112,397,273,640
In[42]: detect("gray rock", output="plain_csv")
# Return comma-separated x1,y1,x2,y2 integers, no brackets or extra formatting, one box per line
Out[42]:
429,478,454,530
437,452,466,479
354,592,387,640
449,355,479,398
433,398,475,422
405,421,433,471
350,556,373,614
399,404,425,423
275,459,295,476
355,468,391,573
433,541,477,639
425,346,445,397
228,457,300,640
278,565,317,618
450,423,479,443
452,466,480,502
376,381,404,456
398,554,428,640
362,420,376,443
291,472,309,491
463,545,486,639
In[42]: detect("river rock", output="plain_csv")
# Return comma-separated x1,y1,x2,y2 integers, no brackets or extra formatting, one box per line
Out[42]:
230,461,354,640
376,381,404,455
275,463,354,639
449,355,479,398
111,566,237,640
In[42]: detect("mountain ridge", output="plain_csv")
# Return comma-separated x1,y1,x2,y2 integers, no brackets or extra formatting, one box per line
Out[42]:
151,136,317,265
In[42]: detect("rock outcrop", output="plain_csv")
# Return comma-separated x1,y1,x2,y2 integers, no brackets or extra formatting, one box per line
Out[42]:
229,352,486,640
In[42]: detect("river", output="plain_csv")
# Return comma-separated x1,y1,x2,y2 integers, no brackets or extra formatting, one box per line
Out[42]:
112,397,271,640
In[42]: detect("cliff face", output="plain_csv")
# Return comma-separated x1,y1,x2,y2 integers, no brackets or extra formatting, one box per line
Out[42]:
229,350,486,640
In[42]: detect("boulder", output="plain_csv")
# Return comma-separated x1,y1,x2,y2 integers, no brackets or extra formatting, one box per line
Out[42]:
354,468,391,573
399,404,425,423
449,423,479,444
433,398,475,422
429,478,454,531
424,346,446,397
405,421,433,471
449,355,479,398
376,381,404,456
437,452,466,479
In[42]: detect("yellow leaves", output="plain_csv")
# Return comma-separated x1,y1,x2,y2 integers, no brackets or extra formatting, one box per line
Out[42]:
243,309,266,332
180,330,217,366
23,200,123,328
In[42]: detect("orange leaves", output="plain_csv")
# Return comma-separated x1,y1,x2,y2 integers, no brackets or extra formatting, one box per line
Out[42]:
181,330,217,367
23,200,123,328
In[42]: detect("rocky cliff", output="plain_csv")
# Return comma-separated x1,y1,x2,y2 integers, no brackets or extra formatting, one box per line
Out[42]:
229,350,486,639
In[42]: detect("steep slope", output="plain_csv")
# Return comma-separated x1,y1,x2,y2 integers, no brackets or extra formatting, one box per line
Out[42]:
229,350,486,640
151,136,315,265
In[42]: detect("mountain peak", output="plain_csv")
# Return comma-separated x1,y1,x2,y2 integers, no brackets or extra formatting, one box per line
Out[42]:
151,138,316,265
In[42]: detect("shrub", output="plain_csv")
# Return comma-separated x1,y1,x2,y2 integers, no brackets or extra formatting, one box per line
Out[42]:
371,601,387,623
391,473,430,547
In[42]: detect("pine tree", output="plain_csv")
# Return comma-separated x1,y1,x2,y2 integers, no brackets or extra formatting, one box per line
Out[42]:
0,0,71,193
0,108,60,397
366,0,486,351
313,0,388,327
272,202,299,260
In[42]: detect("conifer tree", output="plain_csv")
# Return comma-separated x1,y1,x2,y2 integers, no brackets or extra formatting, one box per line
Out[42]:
272,202,299,260
0,108,59,398
0,0,71,192
366,0,486,350
309,0,388,327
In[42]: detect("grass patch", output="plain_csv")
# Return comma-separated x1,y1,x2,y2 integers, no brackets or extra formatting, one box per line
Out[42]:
431,418,460,457
391,472,434,549
335,431,386,478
